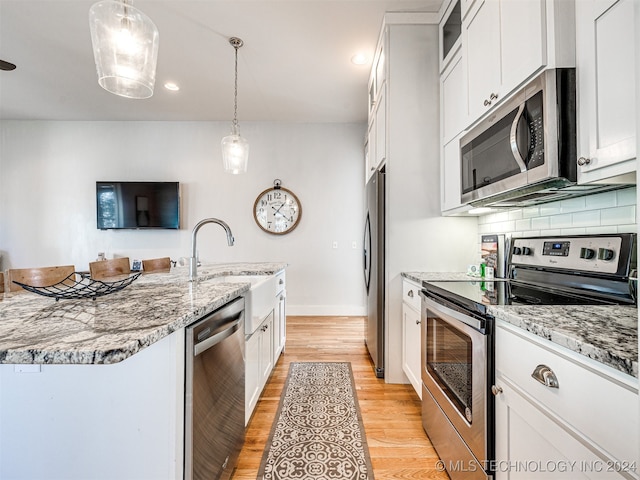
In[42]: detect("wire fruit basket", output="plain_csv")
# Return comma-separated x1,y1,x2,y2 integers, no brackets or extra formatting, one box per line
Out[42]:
12,272,141,301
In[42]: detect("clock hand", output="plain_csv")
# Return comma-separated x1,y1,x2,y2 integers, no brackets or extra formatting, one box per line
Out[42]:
272,204,285,215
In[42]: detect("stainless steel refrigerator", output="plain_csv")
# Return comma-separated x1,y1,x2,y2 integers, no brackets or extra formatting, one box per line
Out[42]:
363,168,385,378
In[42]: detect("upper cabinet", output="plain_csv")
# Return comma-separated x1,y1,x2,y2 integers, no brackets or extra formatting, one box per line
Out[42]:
575,0,636,185
365,43,386,182
462,0,574,125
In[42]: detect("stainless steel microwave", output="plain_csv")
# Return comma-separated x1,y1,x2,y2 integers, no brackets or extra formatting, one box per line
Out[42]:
460,69,584,207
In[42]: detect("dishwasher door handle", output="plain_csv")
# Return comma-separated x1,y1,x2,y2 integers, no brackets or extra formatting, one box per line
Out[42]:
194,314,242,356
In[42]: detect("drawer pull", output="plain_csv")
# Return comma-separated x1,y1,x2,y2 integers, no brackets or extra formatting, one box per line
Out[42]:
491,385,503,396
407,290,414,298
531,364,559,388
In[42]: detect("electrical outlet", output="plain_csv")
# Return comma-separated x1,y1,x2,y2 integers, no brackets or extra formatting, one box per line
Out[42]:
332,241,338,249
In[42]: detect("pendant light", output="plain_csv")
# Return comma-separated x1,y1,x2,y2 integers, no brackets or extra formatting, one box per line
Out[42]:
221,37,249,174
89,0,159,99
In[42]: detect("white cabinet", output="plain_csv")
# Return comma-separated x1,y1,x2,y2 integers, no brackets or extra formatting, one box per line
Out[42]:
375,88,387,168
365,42,387,183
576,0,636,185
441,47,467,145
441,133,467,213
245,310,274,425
463,0,571,124
273,271,286,360
464,0,503,121
245,269,286,425
494,322,639,479
401,279,422,399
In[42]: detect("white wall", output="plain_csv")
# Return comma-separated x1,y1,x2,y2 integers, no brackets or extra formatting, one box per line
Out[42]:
0,120,366,315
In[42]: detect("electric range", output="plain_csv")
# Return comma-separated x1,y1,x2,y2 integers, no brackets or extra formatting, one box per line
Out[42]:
419,233,636,480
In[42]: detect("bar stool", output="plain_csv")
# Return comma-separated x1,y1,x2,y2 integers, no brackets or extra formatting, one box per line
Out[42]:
7,265,76,292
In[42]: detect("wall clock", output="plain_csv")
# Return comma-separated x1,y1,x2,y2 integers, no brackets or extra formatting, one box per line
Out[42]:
253,179,302,234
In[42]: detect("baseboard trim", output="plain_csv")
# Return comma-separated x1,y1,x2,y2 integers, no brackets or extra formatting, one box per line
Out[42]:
286,305,366,316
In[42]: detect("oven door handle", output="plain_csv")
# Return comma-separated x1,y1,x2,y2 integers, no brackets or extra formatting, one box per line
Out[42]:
422,295,486,332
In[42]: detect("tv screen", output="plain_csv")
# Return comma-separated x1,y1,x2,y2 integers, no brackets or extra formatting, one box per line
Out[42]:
96,182,180,230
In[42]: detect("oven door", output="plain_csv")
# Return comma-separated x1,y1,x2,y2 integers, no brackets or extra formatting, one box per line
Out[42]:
420,293,491,470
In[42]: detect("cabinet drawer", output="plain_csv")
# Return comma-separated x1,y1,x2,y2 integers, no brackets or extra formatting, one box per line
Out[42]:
496,322,639,466
275,271,286,295
402,279,421,311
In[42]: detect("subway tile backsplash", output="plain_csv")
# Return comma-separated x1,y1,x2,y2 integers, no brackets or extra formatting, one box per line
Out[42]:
478,187,637,238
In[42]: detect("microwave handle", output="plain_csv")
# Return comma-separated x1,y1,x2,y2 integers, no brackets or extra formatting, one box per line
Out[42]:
509,103,528,173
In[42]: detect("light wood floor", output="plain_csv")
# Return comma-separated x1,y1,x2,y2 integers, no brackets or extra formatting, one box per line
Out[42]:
232,316,450,480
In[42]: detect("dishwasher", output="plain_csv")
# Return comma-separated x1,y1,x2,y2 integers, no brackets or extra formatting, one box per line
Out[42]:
184,297,245,480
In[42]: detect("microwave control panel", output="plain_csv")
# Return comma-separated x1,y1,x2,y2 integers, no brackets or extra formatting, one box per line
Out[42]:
510,236,623,274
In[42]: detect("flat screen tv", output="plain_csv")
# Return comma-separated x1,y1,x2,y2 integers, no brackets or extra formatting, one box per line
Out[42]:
96,182,180,230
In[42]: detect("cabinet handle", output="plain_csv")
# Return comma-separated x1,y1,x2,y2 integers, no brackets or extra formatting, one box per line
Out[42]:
416,319,421,325
531,364,559,388
407,290,414,298
489,92,498,100
483,99,491,106
491,385,503,396
577,157,591,166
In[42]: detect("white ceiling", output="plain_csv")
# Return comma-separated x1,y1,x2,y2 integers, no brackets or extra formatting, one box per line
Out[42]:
0,0,442,123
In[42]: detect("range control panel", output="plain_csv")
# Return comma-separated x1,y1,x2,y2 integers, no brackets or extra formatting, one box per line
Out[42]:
511,235,623,274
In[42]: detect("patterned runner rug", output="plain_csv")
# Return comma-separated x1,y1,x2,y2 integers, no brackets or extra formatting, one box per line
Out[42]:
258,362,375,480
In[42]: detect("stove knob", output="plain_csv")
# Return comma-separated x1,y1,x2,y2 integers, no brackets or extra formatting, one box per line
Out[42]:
513,247,522,255
580,247,596,259
598,248,615,261
522,247,533,256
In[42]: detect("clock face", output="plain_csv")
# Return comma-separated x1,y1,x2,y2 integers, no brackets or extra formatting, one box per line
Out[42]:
253,187,301,234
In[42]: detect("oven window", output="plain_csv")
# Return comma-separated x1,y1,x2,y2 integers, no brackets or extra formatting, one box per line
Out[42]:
426,313,473,423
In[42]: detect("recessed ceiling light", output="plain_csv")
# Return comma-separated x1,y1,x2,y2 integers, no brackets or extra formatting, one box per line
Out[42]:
164,82,180,91
350,53,368,66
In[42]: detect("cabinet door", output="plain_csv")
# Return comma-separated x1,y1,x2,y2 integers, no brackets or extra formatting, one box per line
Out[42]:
366,121,376,182
465,0,501,120
576,0,636,183
245,331,261,425
500,0,545,95
375,87,387,167
402,302,422,399
441,135,464,212
258,312,274,389
273,292,286,360
494,378,632,479
441,49,466,144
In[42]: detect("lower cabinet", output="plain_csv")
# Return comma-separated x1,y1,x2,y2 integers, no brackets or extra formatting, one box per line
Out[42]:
401,278,422,398
494,322,639,479
245,310,274,425
244,270,287,425
273,290,286,360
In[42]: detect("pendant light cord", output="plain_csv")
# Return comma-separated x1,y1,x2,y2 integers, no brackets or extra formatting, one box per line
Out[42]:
229,37,243,128
233,44,239,127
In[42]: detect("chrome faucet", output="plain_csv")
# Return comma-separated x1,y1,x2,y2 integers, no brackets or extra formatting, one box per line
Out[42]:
189,218,235,281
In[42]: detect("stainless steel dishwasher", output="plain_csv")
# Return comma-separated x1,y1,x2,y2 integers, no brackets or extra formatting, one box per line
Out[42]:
184,297,245,480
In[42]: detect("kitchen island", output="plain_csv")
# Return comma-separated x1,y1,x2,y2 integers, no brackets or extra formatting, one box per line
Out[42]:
0,262,286,480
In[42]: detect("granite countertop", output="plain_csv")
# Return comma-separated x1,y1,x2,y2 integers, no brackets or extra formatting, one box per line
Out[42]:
0,262,287,365
402,271,638,379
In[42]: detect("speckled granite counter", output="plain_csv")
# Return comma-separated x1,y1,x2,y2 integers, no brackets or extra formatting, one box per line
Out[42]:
402,271,638,378
402,271,482,283
0,262,286,365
